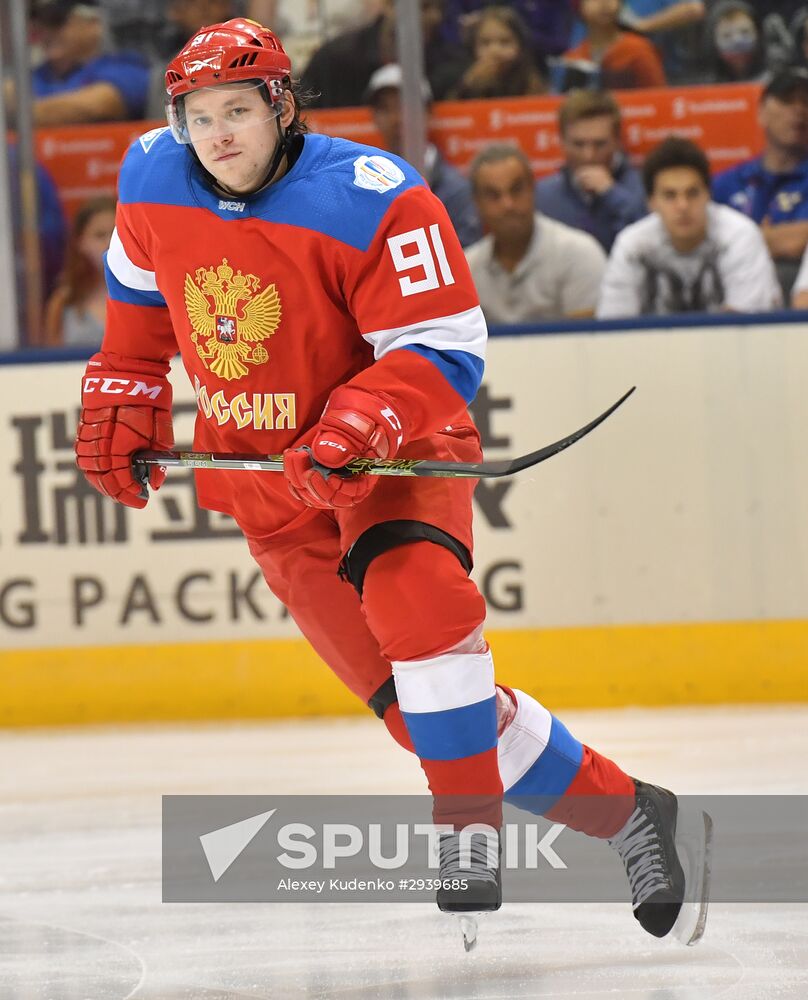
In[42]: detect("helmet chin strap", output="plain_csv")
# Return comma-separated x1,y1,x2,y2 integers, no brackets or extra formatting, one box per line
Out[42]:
258,115,293,190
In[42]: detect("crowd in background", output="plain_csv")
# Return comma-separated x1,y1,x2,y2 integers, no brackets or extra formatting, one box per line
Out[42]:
462,73,808,323
10,0,808,346
20,0,808,126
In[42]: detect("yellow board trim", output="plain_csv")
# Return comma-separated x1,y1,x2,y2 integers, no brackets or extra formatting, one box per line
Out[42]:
1,620,807,727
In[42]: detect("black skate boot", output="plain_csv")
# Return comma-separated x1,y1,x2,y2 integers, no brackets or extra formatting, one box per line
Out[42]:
609,779,712,945
436,829,501,951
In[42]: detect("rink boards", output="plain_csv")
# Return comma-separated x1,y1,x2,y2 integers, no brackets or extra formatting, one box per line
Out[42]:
1,319,807,723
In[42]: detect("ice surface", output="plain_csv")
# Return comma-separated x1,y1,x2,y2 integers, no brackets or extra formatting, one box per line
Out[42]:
1,706,806,999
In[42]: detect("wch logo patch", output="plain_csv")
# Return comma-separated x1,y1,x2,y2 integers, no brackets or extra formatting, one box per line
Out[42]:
353,155,405,194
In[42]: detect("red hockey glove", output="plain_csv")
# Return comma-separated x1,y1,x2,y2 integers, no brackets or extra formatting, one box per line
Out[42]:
75,353,174,510
284,385,405,509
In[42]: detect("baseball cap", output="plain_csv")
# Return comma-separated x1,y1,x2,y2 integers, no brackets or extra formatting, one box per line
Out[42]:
364,63,434,105
761,67,808,101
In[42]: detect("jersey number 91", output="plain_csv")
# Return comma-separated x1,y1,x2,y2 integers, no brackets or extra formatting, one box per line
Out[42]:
387,225,456,298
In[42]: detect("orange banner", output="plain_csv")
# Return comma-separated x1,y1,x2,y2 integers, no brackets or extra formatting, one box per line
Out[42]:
34,83,764,221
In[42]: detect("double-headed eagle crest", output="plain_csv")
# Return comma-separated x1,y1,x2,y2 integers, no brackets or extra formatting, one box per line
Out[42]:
184,258,281,381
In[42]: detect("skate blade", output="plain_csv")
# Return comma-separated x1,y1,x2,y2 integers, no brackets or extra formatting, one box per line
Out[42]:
456,913,481,952
672,806,713,947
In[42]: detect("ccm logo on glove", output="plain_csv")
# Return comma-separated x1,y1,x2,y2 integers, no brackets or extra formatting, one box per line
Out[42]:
75,353,173,510
83,376,166,400
283,385,406,510
317,438,349,452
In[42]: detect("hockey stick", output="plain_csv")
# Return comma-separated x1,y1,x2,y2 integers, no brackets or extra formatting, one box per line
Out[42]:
133,387,635,482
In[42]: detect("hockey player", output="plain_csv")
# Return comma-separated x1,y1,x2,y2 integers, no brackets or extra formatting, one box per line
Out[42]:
74,18,709,946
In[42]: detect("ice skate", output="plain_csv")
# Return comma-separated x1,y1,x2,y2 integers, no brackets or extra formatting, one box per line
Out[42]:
609,779,712,945
436,829,501,951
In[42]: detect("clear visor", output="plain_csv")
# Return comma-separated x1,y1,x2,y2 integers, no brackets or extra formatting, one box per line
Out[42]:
167,79,282,145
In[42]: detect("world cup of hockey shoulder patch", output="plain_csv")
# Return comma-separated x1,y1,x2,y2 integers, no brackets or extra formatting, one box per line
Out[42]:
353,155,405,193
139,127,170,153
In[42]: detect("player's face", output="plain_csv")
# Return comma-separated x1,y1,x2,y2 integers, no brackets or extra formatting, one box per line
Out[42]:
562,115,620,171
760,91,808,153
649,167,710,249
184,84,294,195
371,89,403,155
473,156,535,242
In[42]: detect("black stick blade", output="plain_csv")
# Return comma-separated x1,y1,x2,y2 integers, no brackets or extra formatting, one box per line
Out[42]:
493,384,636,477
387,386,636,479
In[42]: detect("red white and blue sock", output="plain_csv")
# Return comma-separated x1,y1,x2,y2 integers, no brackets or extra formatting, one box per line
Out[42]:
392,631,503,829
496,686,635,838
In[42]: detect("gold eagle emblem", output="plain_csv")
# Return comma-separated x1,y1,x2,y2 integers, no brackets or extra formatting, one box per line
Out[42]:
183,258,281,381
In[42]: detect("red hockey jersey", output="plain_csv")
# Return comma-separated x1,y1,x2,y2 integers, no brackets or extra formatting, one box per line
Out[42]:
102,128,487,535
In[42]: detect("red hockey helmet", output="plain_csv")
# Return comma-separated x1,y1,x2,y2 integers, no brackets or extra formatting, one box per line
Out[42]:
165,18,292,144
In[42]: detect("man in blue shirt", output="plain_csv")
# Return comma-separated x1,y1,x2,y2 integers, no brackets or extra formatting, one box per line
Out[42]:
365,63,482,248
713,68,808,271
535,90,647,252
28,0,149,124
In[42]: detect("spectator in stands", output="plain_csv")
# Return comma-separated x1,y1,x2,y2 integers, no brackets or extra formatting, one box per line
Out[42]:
569,0,705,83
301,0,468,107
439,1,573,64
447,6,547,99
366,64,482,247
558,0,666,90
625,0,706,81
535,91,647,252
597,137,781,317
701,0,767,83
25,1,150,124
465,144,606,323
711,2,808,76
695,2,798,79
713,69,808,299
44,196,116,347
